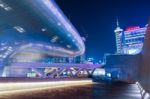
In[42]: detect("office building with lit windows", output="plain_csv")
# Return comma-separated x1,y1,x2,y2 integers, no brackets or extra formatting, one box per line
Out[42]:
123,26,146,54
114,20,146,55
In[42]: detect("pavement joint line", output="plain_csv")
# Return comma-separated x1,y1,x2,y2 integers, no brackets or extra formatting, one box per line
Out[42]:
136,82,150,99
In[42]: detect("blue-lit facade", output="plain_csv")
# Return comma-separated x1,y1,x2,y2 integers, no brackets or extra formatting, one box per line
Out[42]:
123,26,146,54
114,19,123,54
115,22,146,55
0,0,85,77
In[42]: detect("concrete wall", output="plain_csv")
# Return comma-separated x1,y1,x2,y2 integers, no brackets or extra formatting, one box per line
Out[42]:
104,19,150,91
138,20,150,91
105,54,140,82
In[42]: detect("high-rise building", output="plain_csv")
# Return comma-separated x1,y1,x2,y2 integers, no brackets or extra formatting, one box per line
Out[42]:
114,19,147,55
114,19,123,54
123,26,146,54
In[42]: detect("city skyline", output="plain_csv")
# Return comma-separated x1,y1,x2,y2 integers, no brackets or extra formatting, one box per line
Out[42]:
0,1,150,98
56,0,150,61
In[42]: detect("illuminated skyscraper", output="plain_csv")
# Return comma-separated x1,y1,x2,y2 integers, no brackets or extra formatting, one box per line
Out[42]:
123,26,146,54
114,18,123,54
114,18,146,55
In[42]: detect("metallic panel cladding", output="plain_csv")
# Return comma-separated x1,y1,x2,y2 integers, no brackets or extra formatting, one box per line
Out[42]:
1,0,85,58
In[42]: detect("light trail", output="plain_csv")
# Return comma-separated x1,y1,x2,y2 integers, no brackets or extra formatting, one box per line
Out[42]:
0,80,92,95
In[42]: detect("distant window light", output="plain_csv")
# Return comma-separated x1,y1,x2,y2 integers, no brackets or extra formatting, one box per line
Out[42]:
0,4,4,7
13,26,25,33
128,49,139,54
51,36,58,43
72,39,75,42
0,1,12,11
4,6,11,11
67,34,71,37
57,22,61,26
106,73,111,77
93,68,105,76
41,28,47,32
66,45,71,48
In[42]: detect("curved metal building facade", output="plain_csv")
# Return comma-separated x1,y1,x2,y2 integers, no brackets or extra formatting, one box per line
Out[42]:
0,0,85,77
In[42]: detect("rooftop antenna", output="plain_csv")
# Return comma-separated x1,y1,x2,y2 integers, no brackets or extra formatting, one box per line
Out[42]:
116,17,120,27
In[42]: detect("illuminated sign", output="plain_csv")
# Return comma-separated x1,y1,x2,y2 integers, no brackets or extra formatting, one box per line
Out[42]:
126,26,140,31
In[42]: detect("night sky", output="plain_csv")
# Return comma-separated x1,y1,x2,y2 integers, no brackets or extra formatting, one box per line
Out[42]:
55,0,150,61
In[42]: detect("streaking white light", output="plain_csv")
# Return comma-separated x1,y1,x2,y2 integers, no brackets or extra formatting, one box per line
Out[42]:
0,80,92,94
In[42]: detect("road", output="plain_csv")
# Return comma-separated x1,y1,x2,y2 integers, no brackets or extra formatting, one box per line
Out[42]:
0,80,142,99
